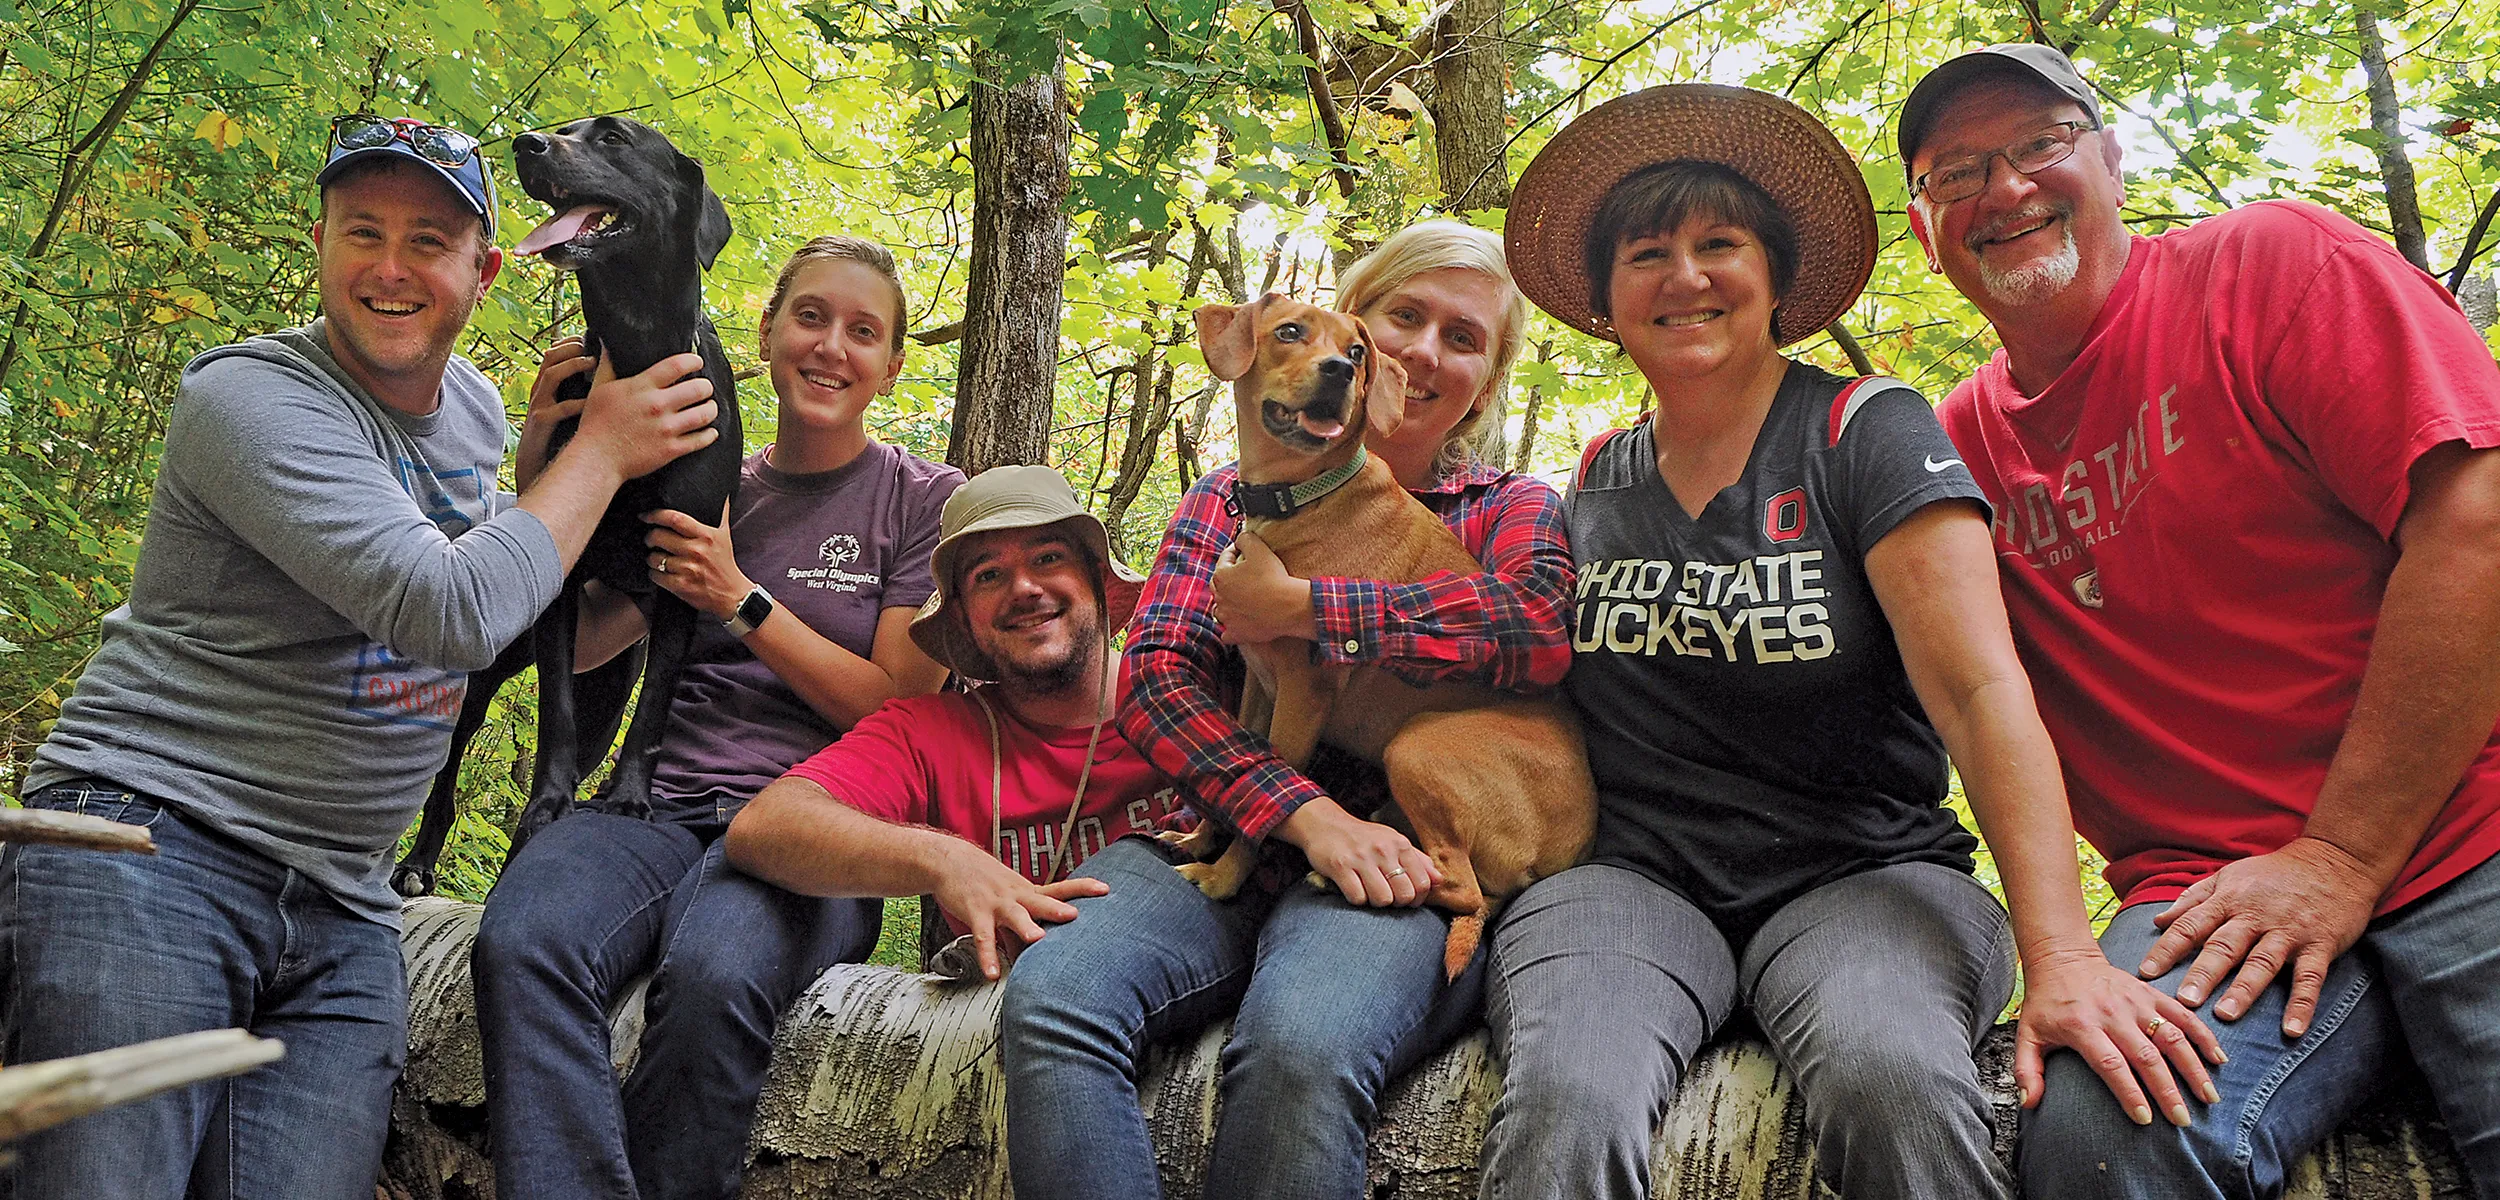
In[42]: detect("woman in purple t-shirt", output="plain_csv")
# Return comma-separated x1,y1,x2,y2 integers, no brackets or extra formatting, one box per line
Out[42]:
473,236,964,1200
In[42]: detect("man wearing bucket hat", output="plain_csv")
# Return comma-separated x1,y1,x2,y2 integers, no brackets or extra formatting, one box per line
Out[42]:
1486,82,2221,1199
1,117,717,1197
1903,44,2500,1199
727,464,1179,983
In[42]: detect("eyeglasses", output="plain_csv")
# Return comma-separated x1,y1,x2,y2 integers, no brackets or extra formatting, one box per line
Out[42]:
1912,120,2099,206
330,114,480,170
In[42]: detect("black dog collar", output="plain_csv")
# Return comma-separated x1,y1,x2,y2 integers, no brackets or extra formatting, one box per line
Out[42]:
1228,447,1369,520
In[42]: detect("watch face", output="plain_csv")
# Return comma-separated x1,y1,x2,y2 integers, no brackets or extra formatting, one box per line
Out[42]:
734,588,773,629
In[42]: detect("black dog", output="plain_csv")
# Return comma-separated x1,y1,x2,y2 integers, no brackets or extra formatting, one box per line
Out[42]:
392,117,738,896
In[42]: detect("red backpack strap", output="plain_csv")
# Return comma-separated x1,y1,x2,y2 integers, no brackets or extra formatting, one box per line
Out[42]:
1827,375,1910,446
1574,413,1651,491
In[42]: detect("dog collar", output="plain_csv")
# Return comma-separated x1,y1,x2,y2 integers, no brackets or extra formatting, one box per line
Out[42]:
1228,446,1368,520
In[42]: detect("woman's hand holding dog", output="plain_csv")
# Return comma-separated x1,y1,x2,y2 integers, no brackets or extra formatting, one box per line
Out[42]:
2012,945,2225,1127
1212,532,1317,645
1278,797,1442,907
643,502,748,619
932,841,1112,981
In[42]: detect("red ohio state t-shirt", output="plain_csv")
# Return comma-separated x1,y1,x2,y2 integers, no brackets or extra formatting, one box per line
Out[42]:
1937,200,2500,916
782,672,1182,933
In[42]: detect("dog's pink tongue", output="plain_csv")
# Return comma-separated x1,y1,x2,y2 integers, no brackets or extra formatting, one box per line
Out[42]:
1298,411,1346,440
515,206,609,256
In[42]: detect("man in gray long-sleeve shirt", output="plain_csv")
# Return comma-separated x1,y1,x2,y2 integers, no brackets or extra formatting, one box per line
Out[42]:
0,116,720,1200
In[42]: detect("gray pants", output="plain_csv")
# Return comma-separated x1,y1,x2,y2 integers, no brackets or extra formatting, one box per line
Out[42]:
1478,861,2016,1200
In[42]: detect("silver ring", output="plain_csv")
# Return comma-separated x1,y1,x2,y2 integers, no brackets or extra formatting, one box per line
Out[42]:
657,558,671,575
1386,866,1407,878
2146,1016,2170,1035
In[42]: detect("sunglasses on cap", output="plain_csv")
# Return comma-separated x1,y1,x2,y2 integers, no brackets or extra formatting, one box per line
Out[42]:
330,114,480,170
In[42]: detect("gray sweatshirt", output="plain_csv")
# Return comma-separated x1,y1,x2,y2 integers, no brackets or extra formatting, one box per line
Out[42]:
28,320,564,925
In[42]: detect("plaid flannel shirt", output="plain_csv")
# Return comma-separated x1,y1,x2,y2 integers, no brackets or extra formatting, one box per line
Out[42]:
1120,459,1576,846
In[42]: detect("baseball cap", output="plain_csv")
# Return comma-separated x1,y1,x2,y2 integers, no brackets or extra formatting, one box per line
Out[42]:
315,115,497,240
1898,44,2104,180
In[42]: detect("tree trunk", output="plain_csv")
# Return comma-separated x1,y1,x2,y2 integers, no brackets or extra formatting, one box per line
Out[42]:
1101,227,1214,560
2354,9,2430,272
1431,0,1514,213
947,46,1071,475
386,897,2470,1200
1511,340,1552,474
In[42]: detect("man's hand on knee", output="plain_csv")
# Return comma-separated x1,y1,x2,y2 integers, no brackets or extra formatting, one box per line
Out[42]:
2139,837,2377,1037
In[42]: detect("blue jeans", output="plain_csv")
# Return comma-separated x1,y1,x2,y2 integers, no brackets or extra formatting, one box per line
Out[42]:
2020,849,2500,1200
999,836,1486,1200
472,811,880,1200
0,783,407,1200
1478,861,2016,1200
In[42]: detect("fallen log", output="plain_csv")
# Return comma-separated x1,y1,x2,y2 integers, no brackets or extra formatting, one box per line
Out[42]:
385,897,2467,1199
0,1028,284,1142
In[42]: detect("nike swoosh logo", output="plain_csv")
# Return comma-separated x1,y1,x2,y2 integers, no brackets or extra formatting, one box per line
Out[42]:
1924,456,1964,473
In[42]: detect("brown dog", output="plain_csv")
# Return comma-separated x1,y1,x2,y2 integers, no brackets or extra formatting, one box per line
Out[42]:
1169,294,1596,978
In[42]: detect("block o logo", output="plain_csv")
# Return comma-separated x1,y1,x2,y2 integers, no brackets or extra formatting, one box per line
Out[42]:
1764,487,1807,543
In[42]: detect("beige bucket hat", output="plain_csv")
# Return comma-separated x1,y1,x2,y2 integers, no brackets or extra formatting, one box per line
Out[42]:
910,464,1146,683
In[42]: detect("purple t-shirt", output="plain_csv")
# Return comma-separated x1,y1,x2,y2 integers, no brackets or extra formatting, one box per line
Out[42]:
648,442,961,823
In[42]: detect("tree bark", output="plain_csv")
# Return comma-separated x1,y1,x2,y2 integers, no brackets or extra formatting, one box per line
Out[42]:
386,897,2470,1200
1510,340,1551,474
2355,9,2430,272
1430,0,1514,213
947,46,1071,475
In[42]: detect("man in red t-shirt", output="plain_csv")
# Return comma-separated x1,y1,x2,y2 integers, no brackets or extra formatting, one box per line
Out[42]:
726,466,1180,981
1902,43,2500,1198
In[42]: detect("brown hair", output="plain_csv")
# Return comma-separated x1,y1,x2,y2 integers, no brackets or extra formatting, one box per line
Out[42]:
763,235,908,351
1585,160,1799,340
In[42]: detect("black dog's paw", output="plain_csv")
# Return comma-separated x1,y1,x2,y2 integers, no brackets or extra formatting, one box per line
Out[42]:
390,863,437,899
512,796,576,852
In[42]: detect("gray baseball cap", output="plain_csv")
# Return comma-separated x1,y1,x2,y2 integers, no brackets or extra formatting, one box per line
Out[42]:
1898,44,2103,181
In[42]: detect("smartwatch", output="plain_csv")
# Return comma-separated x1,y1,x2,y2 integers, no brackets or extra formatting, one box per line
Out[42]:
723,586,776,637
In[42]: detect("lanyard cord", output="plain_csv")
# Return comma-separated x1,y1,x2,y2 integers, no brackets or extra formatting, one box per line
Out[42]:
970,683,1109,885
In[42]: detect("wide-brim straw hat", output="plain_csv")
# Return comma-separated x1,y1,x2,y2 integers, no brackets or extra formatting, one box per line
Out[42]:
1506,83,1877,348
910,464,1146,684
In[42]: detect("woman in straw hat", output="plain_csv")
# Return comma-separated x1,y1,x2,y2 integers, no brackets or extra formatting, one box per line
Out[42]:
1000,220,1571,1200
1485,85,2222,1198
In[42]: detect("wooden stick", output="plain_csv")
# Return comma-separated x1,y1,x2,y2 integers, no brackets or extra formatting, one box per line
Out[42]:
0,808,155,854
0,1029,283,1141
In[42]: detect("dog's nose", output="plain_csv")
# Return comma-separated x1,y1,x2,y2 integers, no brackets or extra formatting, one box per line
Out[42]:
514,133,549,156
1317,356,1355,382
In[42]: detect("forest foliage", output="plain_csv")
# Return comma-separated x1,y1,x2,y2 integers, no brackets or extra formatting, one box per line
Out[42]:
5,0,2498,905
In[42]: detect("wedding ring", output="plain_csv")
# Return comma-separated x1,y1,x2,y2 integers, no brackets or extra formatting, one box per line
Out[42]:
657,558,671,575
1386,866,1408,878
2146,1016,2170,1035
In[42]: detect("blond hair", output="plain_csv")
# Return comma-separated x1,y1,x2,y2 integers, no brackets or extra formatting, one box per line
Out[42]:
764,235,909,351
1334,221,1530,477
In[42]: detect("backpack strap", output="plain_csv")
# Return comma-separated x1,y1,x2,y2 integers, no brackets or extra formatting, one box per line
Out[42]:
1574,414,1652,491
1827,375,1912,446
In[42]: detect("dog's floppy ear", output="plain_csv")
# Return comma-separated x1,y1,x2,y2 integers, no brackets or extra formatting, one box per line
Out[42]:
1362,325,1407,439
1194,295,1268,382
677,151,733,271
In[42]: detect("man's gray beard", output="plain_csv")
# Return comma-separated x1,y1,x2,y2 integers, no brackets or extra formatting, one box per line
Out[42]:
1970,208,2081,307
1979,238,2080,306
